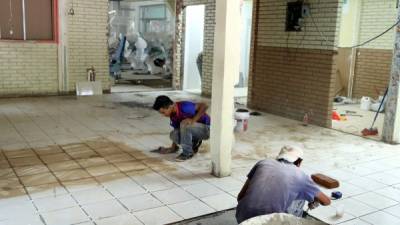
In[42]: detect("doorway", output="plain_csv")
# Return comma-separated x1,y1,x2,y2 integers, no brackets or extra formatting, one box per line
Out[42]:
183,5,205,92
235,0,253,102
108,0,176,93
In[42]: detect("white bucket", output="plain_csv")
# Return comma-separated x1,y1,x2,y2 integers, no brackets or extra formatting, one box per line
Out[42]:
235,109,250,132
360,96,371,111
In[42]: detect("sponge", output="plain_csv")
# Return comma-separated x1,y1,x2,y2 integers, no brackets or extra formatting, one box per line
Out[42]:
311,173,340,189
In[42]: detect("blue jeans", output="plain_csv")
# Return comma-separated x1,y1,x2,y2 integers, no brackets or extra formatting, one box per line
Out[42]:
170,123,210,156
287,200,306,217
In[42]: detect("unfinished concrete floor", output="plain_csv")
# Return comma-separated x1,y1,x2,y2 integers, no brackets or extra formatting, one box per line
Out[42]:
332,104,384,141
0,91,399,225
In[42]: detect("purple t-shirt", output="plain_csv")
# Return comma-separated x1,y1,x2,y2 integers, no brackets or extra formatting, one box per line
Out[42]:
236,159,320,223
170,101,210,129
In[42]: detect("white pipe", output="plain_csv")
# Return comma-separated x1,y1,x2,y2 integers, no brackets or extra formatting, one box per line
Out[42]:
22,0,26,40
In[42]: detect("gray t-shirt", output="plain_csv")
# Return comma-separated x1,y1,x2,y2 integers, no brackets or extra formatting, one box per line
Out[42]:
236,159,320,224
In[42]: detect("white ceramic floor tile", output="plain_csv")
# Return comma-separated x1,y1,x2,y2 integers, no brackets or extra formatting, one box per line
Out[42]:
325,169,358,182
82,199,128,220
228,189,241,198
375,186,400,202
160,169,203,186
206,177,244,192
337,218,371,225
332,198,378,217
201,193,237,211
96,213,142,225
0,215,44,225
152,187,195,205
53,169,91,182
19,172,58,186
365,173,400,186
331,181,367,198
384,204,400,218
347,177,387,191
183,182,224,198
103,179,146,198
26,183,68,199
308,205,355,225
41,206,89,225
352,192,398,210
343,165,377,176
169,199,215,219
120,193,163,212
86,165,120,177
134,206,182,225
129,170,176,192
0,200,37,220
72,187,114,205
62,178,100,193
360,211,400,225
33,194,77,212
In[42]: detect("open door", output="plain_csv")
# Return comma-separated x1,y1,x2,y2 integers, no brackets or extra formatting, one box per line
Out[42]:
183,5,205,92
235,0,253,99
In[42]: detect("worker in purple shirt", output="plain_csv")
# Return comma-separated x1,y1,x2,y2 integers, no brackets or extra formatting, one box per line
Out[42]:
152,95,210,161
236,146,331,223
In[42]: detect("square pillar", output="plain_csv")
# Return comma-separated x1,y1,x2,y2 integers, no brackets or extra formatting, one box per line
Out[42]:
210,0,241,177
383,8,400,144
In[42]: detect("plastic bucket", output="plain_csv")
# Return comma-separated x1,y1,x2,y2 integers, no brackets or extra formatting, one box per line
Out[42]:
360,96,371,111
235,109,250,132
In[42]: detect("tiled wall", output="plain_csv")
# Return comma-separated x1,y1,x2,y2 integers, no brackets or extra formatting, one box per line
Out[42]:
0,42,58,96
353,49,392,98
248,0,342,127
66,0,111,92
352,0,396,98
0,0,111,97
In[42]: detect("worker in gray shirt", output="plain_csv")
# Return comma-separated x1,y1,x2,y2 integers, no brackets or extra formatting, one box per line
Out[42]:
236,145,331,224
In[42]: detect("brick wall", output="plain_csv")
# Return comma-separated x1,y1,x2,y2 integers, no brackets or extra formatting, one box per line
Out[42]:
353,48,392,98
175,0,215,96
248,0,341,127
0,0,110,97
351,0,396,98
0,42,58,96
66,0,110,92
358,0,396,50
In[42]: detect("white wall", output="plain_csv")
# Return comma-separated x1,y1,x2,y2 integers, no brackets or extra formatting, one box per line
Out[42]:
238,0,253,88
183,5,205,91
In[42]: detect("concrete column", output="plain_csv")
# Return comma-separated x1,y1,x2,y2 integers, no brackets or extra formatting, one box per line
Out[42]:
382,7,400,144
210,0,241,177
57,0,69,93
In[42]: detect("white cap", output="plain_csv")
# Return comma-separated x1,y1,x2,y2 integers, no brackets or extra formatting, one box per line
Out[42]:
277,145,304,163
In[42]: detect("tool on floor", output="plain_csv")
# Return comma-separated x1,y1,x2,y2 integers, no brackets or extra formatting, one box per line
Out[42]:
311,173,340,189
361,87,388,136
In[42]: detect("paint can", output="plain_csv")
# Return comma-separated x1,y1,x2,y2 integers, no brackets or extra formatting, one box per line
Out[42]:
360,96,371,111
234,109,250,132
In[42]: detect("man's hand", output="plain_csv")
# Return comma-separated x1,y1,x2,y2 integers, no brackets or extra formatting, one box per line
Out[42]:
308,201,320,210
181,118,195,126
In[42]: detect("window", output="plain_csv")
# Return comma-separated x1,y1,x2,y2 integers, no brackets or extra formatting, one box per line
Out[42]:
0,0,54,41
139,4,168,33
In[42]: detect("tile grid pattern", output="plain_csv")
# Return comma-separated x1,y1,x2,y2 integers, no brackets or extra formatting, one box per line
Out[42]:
1,92,400,225
0,141,240,225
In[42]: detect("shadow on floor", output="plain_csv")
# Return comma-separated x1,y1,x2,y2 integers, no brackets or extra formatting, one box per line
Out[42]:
171,209,238,225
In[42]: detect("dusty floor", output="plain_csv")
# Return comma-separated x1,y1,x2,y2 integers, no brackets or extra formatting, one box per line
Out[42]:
111,79,172,93
332,104,384,140
0,91,399,225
